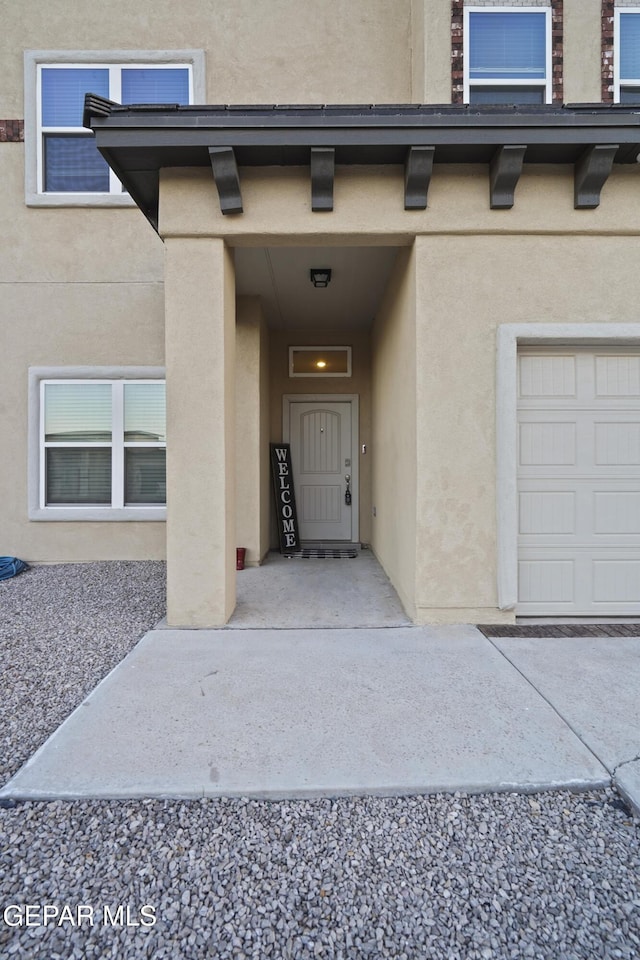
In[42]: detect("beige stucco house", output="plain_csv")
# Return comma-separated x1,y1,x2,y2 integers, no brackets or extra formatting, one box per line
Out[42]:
3,0,640,626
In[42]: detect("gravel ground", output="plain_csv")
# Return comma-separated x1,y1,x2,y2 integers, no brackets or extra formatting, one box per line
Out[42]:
0,562,166,786
1,563,639,960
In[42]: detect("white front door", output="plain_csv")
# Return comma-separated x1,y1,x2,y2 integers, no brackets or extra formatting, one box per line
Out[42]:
517,347,640,616
288,400,355,541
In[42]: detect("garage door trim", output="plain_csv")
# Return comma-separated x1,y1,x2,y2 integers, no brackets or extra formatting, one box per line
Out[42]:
497,324,640,613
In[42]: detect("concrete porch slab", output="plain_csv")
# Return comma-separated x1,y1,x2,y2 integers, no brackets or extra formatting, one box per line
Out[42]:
0,625,608,801
227,549,411,629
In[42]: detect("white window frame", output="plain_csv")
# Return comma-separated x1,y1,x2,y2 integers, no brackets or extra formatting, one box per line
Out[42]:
24,50,205,207
614,7,640,103
29,367,166,521
463,6,552,105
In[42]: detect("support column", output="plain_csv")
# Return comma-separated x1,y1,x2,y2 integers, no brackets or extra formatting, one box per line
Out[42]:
235,297,270,564
164,237,236,626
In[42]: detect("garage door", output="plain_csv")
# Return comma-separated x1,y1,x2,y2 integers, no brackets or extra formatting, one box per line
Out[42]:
517,347,640,616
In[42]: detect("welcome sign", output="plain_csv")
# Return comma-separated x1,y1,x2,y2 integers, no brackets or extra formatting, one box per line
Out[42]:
270,443,300,553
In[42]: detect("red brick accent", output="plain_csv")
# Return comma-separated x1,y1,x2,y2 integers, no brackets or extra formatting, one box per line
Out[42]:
452,1,564,105
0,120,24,142
551,0,564,103
602,0,614,102
452,0,464,104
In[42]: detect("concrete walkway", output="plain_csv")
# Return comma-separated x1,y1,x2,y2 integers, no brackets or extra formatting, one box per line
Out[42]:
1,551,639,810
2,622,639,811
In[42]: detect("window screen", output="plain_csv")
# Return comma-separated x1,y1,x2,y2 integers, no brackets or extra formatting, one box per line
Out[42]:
469,12,547,81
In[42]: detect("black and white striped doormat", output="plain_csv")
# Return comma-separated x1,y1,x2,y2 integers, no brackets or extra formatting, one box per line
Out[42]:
284,547,359,559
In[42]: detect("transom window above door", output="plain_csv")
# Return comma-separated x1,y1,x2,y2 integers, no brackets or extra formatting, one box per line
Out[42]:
289,347,352,378
464,7,552,105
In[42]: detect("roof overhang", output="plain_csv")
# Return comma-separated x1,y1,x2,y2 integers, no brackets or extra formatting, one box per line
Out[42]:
83,98,640,231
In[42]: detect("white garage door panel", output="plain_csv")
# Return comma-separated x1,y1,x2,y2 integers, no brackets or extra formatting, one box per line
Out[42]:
595,355,640,396
593,559,640,602
519,421,576,466
517,348,640,616
519,354,576,397
518,559,574,603
594,491,640,534
519,490,576,534
595,419,640,466
518,479,640,545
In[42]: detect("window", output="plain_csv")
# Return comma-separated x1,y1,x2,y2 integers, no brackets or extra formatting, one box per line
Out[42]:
289,347,352,378
464,7,551,105
616,9,640,103
30,371,166,520
40,65,190,194
24,51,205,206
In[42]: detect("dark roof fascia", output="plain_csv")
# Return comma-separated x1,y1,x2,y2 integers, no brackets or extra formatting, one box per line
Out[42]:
86,100,640,139
83,97,640,231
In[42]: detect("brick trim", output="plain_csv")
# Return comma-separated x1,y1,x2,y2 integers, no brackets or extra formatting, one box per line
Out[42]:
452,1,564,104
0,120,24,142
551,1,563,103
602,0,614,102
452,0,464,104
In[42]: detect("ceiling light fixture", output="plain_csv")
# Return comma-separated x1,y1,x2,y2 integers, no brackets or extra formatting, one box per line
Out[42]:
310,268,332,288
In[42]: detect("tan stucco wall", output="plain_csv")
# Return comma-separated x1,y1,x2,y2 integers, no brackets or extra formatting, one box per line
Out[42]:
1,0,415,562
165,238,236,626
415,0,454,103
412,231,640,623
160,162,640,623
268,328,372,547
0,138,167,562
258,307,272,560
160,164,640,242
236,297,270,564
371,247,418,618
4,0,640,612
2,0,613,117
2,0,413,117
0,151,164,285
0,253,166,563
0,0,419,569
411,0,606,106
563,0,603,104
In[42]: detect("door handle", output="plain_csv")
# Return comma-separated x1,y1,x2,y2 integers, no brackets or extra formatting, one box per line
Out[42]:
344,474,352,506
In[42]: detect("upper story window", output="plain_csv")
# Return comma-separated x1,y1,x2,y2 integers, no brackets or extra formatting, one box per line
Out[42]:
464,7,552,105
24,51,205,207
615,9,640,103
40,65,190,193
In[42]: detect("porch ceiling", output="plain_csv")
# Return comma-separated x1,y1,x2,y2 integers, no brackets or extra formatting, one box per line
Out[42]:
234,246,399,331
83,99,640,231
